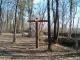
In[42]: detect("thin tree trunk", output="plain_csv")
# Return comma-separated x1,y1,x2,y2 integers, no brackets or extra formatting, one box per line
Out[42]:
69,0,72,38
75,18,79,49
47,0,52,50
61,1,65,35
6,10,8,32
18,8,22,33
53,0,59,43
22,16,24,36
57,17,59,43
0,0,2,35
28,13,32,36
10,21,12,33
13,0,18,42
16,20,20,33
61,5,65,36
56,0,59,43
28,0,32,37
72,12,76,32
53,17,57,43
52,0,56,43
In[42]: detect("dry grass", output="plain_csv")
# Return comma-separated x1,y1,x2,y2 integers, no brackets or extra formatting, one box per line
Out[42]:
0,33,80,60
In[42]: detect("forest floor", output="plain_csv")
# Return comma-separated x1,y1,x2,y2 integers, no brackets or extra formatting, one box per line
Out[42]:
0,33,80,60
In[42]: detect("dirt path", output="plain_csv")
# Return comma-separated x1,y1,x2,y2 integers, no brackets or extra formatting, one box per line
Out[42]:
0,33,80,60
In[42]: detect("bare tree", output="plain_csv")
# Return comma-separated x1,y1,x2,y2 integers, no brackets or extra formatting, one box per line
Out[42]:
18,0,27,35
69,0,72,38
75,18,80,49
0,0,2,34
13,0,19,42
68,0,77,38
6,5,9,32
47,0,52,50
61,0,66,35
56,0,59,42
8,10,13,32
27,0,33,37
53,0,59,43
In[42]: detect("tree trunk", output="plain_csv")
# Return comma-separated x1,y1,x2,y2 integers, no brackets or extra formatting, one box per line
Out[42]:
69,0,72,38
56,16,59,43
75,18,80,49
28,13,32,37
6,10,8,32
72,11,76,33
13,0,18,42
53,0,59,43
27,0,33,37
16,20,20,33
47,0,52,50
18,11,22,33
22,16,24,36
53,17,57,43
61,4,65,36
10,21,12,33
0,0,2,35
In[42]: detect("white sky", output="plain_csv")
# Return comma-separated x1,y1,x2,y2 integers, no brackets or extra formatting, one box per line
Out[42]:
33,0,41,4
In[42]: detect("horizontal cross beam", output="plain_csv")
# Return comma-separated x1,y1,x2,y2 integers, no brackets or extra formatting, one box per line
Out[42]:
27,18,48,48
27,20,48,22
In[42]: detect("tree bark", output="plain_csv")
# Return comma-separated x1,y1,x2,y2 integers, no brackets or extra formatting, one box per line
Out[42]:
69,0,72,38
61,2,65,36
13,0,18,42
0,0,2,35
53,0,59,43
47,0,52,50
75,18,80,49
28,0,33,37
6,10,8,32
22,15,24,36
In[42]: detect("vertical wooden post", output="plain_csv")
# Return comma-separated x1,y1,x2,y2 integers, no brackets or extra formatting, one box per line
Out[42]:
28,18,47,48
36,22,39,48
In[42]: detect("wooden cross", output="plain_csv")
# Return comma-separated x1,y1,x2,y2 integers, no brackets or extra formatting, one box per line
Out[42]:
28,18,48,48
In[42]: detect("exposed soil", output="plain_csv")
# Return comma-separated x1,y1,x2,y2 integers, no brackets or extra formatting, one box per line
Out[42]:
0,33,80,60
